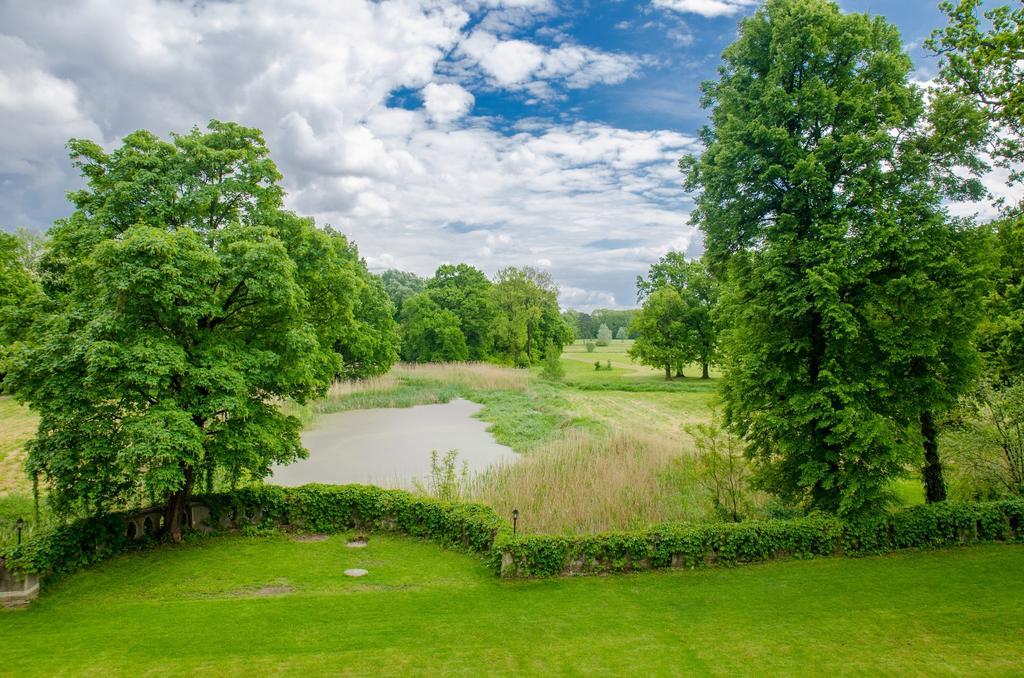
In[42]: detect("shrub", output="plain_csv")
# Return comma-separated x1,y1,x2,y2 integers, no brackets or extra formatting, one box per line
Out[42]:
596,324,612,346
585,341,596,353
540,341,564,380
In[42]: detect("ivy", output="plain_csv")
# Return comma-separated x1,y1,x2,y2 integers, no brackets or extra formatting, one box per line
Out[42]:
2,489,1021,584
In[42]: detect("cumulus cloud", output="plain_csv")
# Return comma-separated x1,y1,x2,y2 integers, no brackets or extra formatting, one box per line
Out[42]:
652,0,759,19
0,0,697,310
422,82,475,123
457,30,649,98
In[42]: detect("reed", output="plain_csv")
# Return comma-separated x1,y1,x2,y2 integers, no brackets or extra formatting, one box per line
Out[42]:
470,428,705,534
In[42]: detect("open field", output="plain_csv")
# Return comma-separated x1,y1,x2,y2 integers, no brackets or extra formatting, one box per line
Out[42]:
1,535,1021,675
0,396,36,496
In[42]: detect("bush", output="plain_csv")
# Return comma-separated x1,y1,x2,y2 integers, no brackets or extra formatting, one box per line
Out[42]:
540,341,564,380
596,324,612,346
3,489,1020,584
585,341,596,353
494,499,1024,577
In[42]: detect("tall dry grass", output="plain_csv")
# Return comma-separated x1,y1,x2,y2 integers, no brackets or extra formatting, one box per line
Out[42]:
390,362,529,391
470,428,704,534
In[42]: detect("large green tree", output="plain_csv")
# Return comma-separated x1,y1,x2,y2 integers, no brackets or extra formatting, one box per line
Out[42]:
637,252,719,379
628,287,690,380
683,0,987,514
380,269,427,319
490,266,572,366
399,293,469,362
2,121,393,538
424,264,495,360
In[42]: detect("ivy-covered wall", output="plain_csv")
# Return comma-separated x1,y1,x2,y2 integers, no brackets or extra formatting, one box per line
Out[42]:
1,486,1021,594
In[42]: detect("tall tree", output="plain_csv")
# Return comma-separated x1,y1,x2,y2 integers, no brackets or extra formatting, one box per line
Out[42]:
929,0,1024,183
399,293,469,362
491,266,571,365
637,252,719,379
380,269,427,319
424,264,495,360
683,0,986,514
1,122,390,538
629,287,690,380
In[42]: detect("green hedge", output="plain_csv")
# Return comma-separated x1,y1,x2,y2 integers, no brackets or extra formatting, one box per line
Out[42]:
495,500,1024,577
2,488,1021,583
0,484,507,579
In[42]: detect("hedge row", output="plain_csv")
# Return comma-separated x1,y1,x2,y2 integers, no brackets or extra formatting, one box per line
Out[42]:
495,499,1024,577
2,487,1021,582
0,484,508,578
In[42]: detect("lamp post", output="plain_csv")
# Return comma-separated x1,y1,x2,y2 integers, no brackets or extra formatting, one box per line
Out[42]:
511,509,519,537
16,517,24,546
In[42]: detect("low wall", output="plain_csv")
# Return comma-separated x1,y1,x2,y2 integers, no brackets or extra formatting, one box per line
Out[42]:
2,487,1022,607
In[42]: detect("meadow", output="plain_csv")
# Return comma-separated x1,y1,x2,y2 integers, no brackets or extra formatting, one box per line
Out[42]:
1,533,1021,675
0,340,922,538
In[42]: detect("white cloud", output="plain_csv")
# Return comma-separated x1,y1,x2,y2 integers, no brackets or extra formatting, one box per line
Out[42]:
0,0,696,308
652,0,759,19
422,82,475,123
457,30,648,97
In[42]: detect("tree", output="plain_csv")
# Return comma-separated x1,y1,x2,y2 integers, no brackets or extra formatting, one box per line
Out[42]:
0,232,43,386
2,121,389,540
628,288,689,380
491,266,571,365
424,264,495,360
637,252,719,379
929,1,1024,183
682,0,987,515
976,214,1024,381
380,269,426,319
399,293,469,362
615,327,628,341
596,323,613,346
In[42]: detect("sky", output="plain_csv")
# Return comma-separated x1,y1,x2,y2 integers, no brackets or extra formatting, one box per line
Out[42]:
0,0,1012,311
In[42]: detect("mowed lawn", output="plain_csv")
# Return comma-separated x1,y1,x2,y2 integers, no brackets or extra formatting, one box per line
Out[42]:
2,536,1022,676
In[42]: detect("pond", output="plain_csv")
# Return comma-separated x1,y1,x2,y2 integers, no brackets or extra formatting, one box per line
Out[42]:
270,398,516,488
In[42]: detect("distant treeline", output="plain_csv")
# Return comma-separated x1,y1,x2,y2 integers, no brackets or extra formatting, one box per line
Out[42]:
560,309,637,341
381,265,572,367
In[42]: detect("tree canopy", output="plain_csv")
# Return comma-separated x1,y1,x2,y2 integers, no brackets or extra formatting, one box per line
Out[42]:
2,121,398,538
683,0,988,515
628,287,690,380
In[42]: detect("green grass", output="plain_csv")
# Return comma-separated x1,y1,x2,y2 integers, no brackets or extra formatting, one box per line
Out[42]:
2,535,1022,675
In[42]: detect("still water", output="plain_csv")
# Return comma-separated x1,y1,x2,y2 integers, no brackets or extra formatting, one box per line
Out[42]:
271,398,515,487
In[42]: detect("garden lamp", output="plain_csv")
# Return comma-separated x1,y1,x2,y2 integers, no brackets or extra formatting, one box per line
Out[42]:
16,517,24,545
512,509,519,537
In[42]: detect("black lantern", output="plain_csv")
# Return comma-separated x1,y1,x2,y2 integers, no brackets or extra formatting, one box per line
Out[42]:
16,517,24,545
511,509,519,537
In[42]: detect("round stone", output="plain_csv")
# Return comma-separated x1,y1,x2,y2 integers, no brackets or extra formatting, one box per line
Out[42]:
344,568,369,577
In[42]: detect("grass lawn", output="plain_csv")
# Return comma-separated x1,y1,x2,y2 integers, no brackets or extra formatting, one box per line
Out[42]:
1,536,1021,675
0,396,37,495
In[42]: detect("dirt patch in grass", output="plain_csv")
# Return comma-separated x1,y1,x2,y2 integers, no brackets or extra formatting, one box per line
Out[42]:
252,585,294,597
290,534,330,543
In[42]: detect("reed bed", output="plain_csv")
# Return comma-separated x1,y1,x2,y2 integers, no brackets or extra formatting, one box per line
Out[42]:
470,428,704,534
390,362,529,392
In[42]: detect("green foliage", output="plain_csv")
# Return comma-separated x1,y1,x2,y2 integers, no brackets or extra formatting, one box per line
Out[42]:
683,0,989,515
930,0,1024,182
0,122,396,537
490,266,572,366
584,341,596,353
497,499,1024,576
628,287,689,380
977,213,1024,381
615,327,627,341
399,294,469,362
413,450,470,502
595,323,612,346
945,379,1024,498
590,308,637,340
0,232,42,355
540,340,565,380
380,269,426,319
425,264,496,360
636,253,719,377
688,413,750,522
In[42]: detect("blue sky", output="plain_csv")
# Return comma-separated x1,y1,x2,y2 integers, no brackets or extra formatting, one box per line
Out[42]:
0,0,1008,310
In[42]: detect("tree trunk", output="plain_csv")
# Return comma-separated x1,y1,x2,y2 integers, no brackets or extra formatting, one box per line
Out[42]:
163,465,195,542
702,361,710,379
664,364,672,380
920,410,947,503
